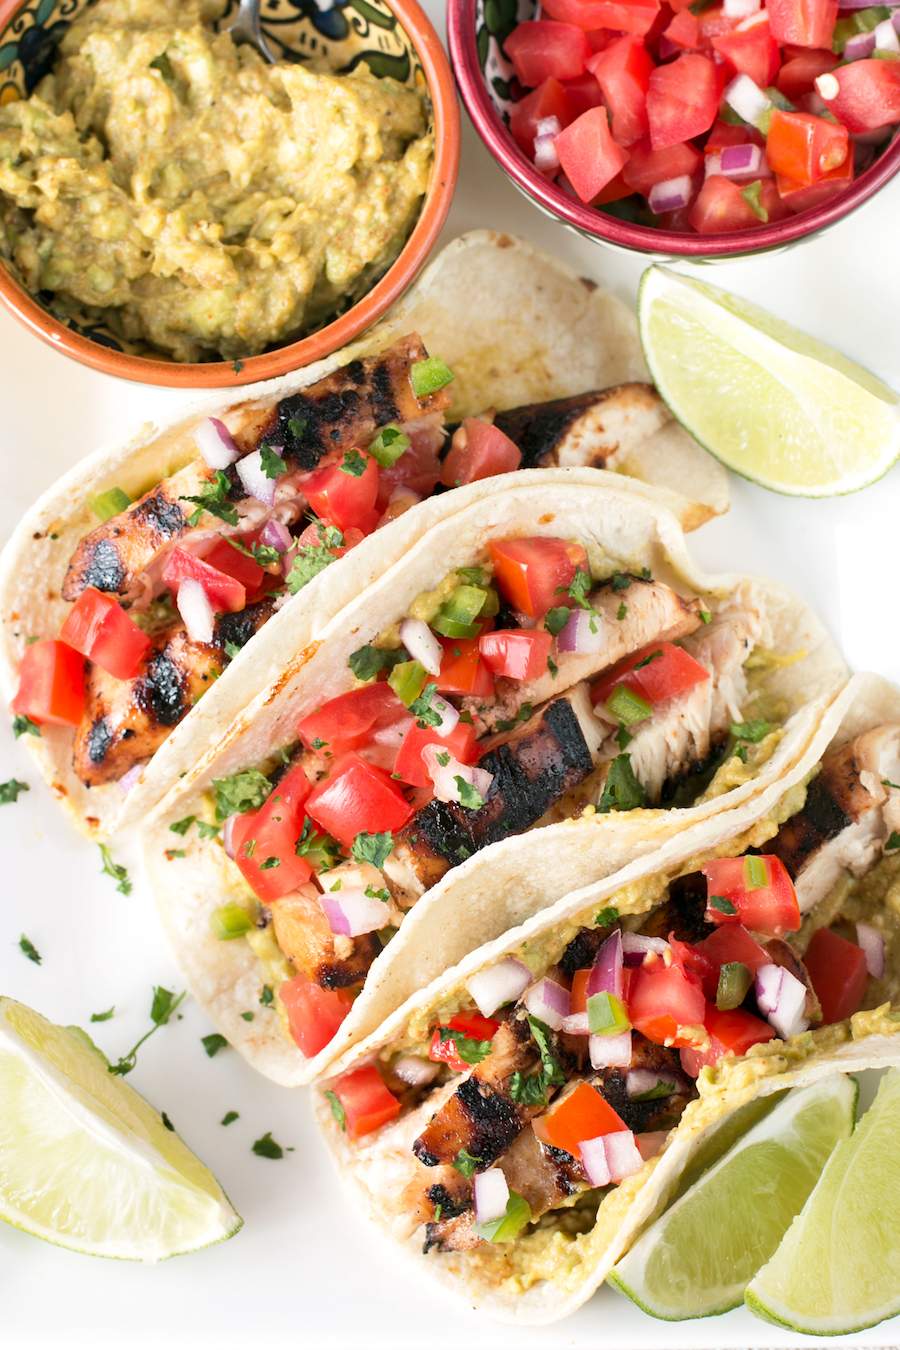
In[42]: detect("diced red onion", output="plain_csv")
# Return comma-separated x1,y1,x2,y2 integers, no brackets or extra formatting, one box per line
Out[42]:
706,143,767,181
222,814,237,859
393,1054,440,1087
590,1030,632,1069
724,0,759,14
754,962,809,1039
474,1168,509,1224
856,922,885,979
534,134,560,174
844,29,877,59
535,116,562,139
260,518,292,553
523,978,570,1031
556,607,606,655
562,1011,590,1036
875,16,900,49
725,73,772,130
648,174,693,214
626,1068,676,1099
399,618,442,676
177,578,214,644
588,929,624,1000
636,1130,669,1162
321,888,387,938
621,933,668,967
194,417,240,469
422,744,493,806
579,1136,611,1187
604,1130,645,1182
467,958,531,1017
117,763,143,795
237,447,281,505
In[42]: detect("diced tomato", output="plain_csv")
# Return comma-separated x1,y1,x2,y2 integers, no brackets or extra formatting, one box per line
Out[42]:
306,753,413,848
328,1064,401,1137
297,683,406,757
555,106,629,201
162,546,246,613
815,59,900,134
570,967,591,1014
594,171,634,204
393,719,478,789
697,4,737,45
776,47,837,101
533,1080,627,1157
592,640,709,710
12,639,85,727
59,588,150,681
436,636,496,699
803,927,869,1025
767,0,837,49
647,54,719,150
375,437,442,512
622,138,703,193
680,1003,775,1076
541,0,620,26
689,175,788,232
230,763,314,902
663,9,700,49
766,109,848,184
429,1011,500,1072
578,0,661,36
303,452,380,535
203,537,265,595
587,37,654,146
505,20,591,86
679,923,772,1000
563,72,607,117
509,78,575,152
712,13,780,88
478,629,553,682
776,154,853,212
489,537,589,619
705,120,764,152
628,962,706,1047
702,855,801,935
441,419,522,489
280,975,352,1058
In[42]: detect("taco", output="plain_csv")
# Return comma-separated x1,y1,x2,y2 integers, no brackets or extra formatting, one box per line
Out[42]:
312,673,900,1323
0,230,727,839
141,474,845,1085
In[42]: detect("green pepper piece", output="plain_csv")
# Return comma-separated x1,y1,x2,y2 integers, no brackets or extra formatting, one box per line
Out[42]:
605,684,653,727
716,961,753,1011
368,424,410,467
388,659,428,707
90,487,131,521
210,904,253,940
587,991,631,1036
411,356,455,398
476,1190,532,1243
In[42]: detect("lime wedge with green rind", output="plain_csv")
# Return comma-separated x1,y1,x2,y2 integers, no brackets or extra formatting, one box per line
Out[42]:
609,1074,856,1320
639,267,900,497
747,1068,900,1336
0,996,241,1260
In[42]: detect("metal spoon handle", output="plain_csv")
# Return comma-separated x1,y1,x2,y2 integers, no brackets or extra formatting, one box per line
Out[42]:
226,0,276,63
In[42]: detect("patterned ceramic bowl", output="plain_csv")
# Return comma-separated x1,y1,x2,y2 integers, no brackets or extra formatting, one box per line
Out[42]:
0,0,459,386
447,0,900,260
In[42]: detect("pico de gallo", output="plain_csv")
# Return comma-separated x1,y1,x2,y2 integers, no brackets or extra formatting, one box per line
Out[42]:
503,0,900,235
207,531,775,1061
321,744,899,1257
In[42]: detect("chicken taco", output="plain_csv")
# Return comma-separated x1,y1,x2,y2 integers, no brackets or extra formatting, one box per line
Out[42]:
0,231,726,839
312,673,900,1323
141,474,845,1086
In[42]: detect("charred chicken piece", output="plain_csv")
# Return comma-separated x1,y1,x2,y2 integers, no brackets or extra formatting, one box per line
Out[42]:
492,384,673,471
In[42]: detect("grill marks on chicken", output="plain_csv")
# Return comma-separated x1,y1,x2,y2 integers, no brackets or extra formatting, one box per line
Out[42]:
492,384,673,471
591,1040,694,1134
269,887,380,991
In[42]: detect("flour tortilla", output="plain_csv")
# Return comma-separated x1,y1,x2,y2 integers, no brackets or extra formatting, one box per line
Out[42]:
0,230,726,840
313,672,900,1324
141,475,846,1087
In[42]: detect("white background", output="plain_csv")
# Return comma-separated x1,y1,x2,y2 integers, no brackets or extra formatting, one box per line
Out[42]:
2,4,900,1346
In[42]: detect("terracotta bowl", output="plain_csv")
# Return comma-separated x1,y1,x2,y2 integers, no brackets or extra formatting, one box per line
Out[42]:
447,0,900,260
0,0,459,386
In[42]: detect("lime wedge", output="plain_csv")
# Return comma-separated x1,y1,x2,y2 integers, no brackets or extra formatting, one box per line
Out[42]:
0,996,241,1260
609,1075,856,1320
638,267,900,496
747,1068,900,1335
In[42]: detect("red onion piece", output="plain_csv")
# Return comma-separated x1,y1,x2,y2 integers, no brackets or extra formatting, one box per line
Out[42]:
579,1136,611,1187
467,958,531,1017
626,1068,676,1098
177,578,214,644
535,115,562,139
534,134,560,174
474,1168,510,1224
856,922,885,978
725,73,771,130
523,978,570,1031
556,607,606,655
260,518,292,553
422,744,493,805
117,763,144,795
321,888,387,938
724,0,760,14
399,618,442,676
237,448,281,505
603,1130,645,1182
754,962,809,1039
588,929,624,1000
877,16,900,48
844,29,877,59
590,1030,632,1069
393,1054,440,1087
194,417,240,469
894,9,900,32
838,0,900,7
222,814,237,859
648,174,693,214
621,933,669,966
706,143,768,181
429,694,459,737
561,1011,590,1036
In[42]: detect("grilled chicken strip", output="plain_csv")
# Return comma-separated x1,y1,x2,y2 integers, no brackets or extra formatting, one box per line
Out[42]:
63,335,446,602
492,384,673,470
590,1039,694,1134
269,886,382,990
768,726,900,913
384,684,604,904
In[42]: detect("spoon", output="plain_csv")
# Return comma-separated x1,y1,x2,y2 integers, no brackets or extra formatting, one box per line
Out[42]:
224,0,277,63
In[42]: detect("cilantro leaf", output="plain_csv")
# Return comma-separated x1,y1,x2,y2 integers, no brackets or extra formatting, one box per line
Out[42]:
452,1147,482,1178
285,525,344,594
98,844,132,895
595,906,620,928
348,644,404,683
455,776,485,810
179,470,239,527
730,720,773,743
437,1026,493,1065
597,755,646,814
252,1131,284,1159
709,895,737,915
409,682,441,728
212,769,271,822
108,987,186,1076
259,444,284,479
169,815,196,837
566,569,593,609
259,985,274,1007
12,714,40,738
351,831,393,870
544,607,570,636
221,1110,239,1126
339,449,368,477
90,1006,115,1023
18,933,41,964
324,1090,347,1131
0,778,28,804
201,1033,228,1058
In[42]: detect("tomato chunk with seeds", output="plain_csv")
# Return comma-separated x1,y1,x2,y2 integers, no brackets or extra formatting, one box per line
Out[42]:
712,14,780,88
297,683,406,757
441,419,522,488
478,629,553,682
306,753,413,847
436,636,495,699
533,1080,626,1157
280,976,351,1058
592,641,709,709
490,537,588,619
647,54,719,150
680,1004,775,1076
776,47,837,100
60,588,150,681
505,20,591,86
702,855,801,935
328,1065,401,1137
815,59,900,133
555,106,629,201
393,719,478,789
803,927,869,1025
303,452,380,535
230,763,314,902
766,109,848,184
628,962,706,1047
776,154,853,213
203,537,266,595
12,639,85,727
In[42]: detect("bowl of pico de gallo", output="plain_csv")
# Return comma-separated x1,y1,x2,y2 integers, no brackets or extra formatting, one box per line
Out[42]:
447,0,900,257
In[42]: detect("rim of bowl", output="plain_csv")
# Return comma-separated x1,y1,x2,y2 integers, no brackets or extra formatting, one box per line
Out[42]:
0,0,460,387
447,0,900,260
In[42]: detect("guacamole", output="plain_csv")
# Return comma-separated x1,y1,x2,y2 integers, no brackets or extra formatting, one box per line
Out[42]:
0,0,432,361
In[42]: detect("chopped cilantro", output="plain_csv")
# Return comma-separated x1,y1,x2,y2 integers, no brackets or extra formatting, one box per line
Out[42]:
260,985,274,1007
437,1026,493,1065
259,856,280,871
741,180,769,222
547,655,558,678
610,572,632,592
212,769,271,821
339,449,368,477
365,884,390,902
90,1006,115,1023
240,1011,255,1022
615,723,632,751
18,934,41,964
108,987,186,1076
495,702,533,734
221,1110,239,1126
455,776,485,810
287,416,306,439
368,424,410,467
709,895,737,915
169,815,196,837
201,1033,228,1058
12,714,40,738
435,750,450,767
0,778,28,804
224,535,281,568
348,644,403,682
325,1090,347,1130
616,601,627,621
544,606,570,636
730,720,773,743
452,1147,482,1178
511,1015,566,1106
149,51,176,83
351,831,393,870
285,523,344,594
699,608,712,624
252,1131,284,1159
886,832,900,852
634,649,662,671
409,682,442,728
597,755,646,814
566,569,593,609
595,906,620,928
259,443,284,478
98,844,132,895
179,470,239,527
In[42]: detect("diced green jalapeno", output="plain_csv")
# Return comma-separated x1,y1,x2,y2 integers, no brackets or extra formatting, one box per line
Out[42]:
716,961,753,1011
411,356,454,398
388,659,428,707
587,991,631,1036
210,904,253,940
745,855,768,889
476,1190,532,1243
431,584,491,638
368,424,410,467
605,684,653,727
90,487,131,521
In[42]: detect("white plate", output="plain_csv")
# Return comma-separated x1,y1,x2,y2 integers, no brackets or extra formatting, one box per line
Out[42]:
1,5,899,1344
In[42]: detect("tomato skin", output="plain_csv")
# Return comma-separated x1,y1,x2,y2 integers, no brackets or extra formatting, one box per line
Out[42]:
305,753,413,848
12,639,85,727
803,927,869,1025
297,683,406,757
680,1004,775,1076
702,855,801,936
712,14,780,87
776,47,836,100
162,546,246,613
505,20,591,86
663,9,700,48
280,975,352,1058
489,536,588,619
59,588,150,681
532,1080,627,1157
541,0,619,26
628,962,706,1047
767,0,837,49
622,139,702,193
429,1012,500,1072
580,0,661,37
478,629,553,682
647,53,719,150
592,640,709,709
509,78,575,152
776,154,853,212
766,109,848,184
329,1065,401,1138
203,538,265,595
588,37,654,146
436,636,495,699
441,419,522,489
303,453,380,535
555,106,629,201
230,763,314,902
815,59,900,134
393,720,478,789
